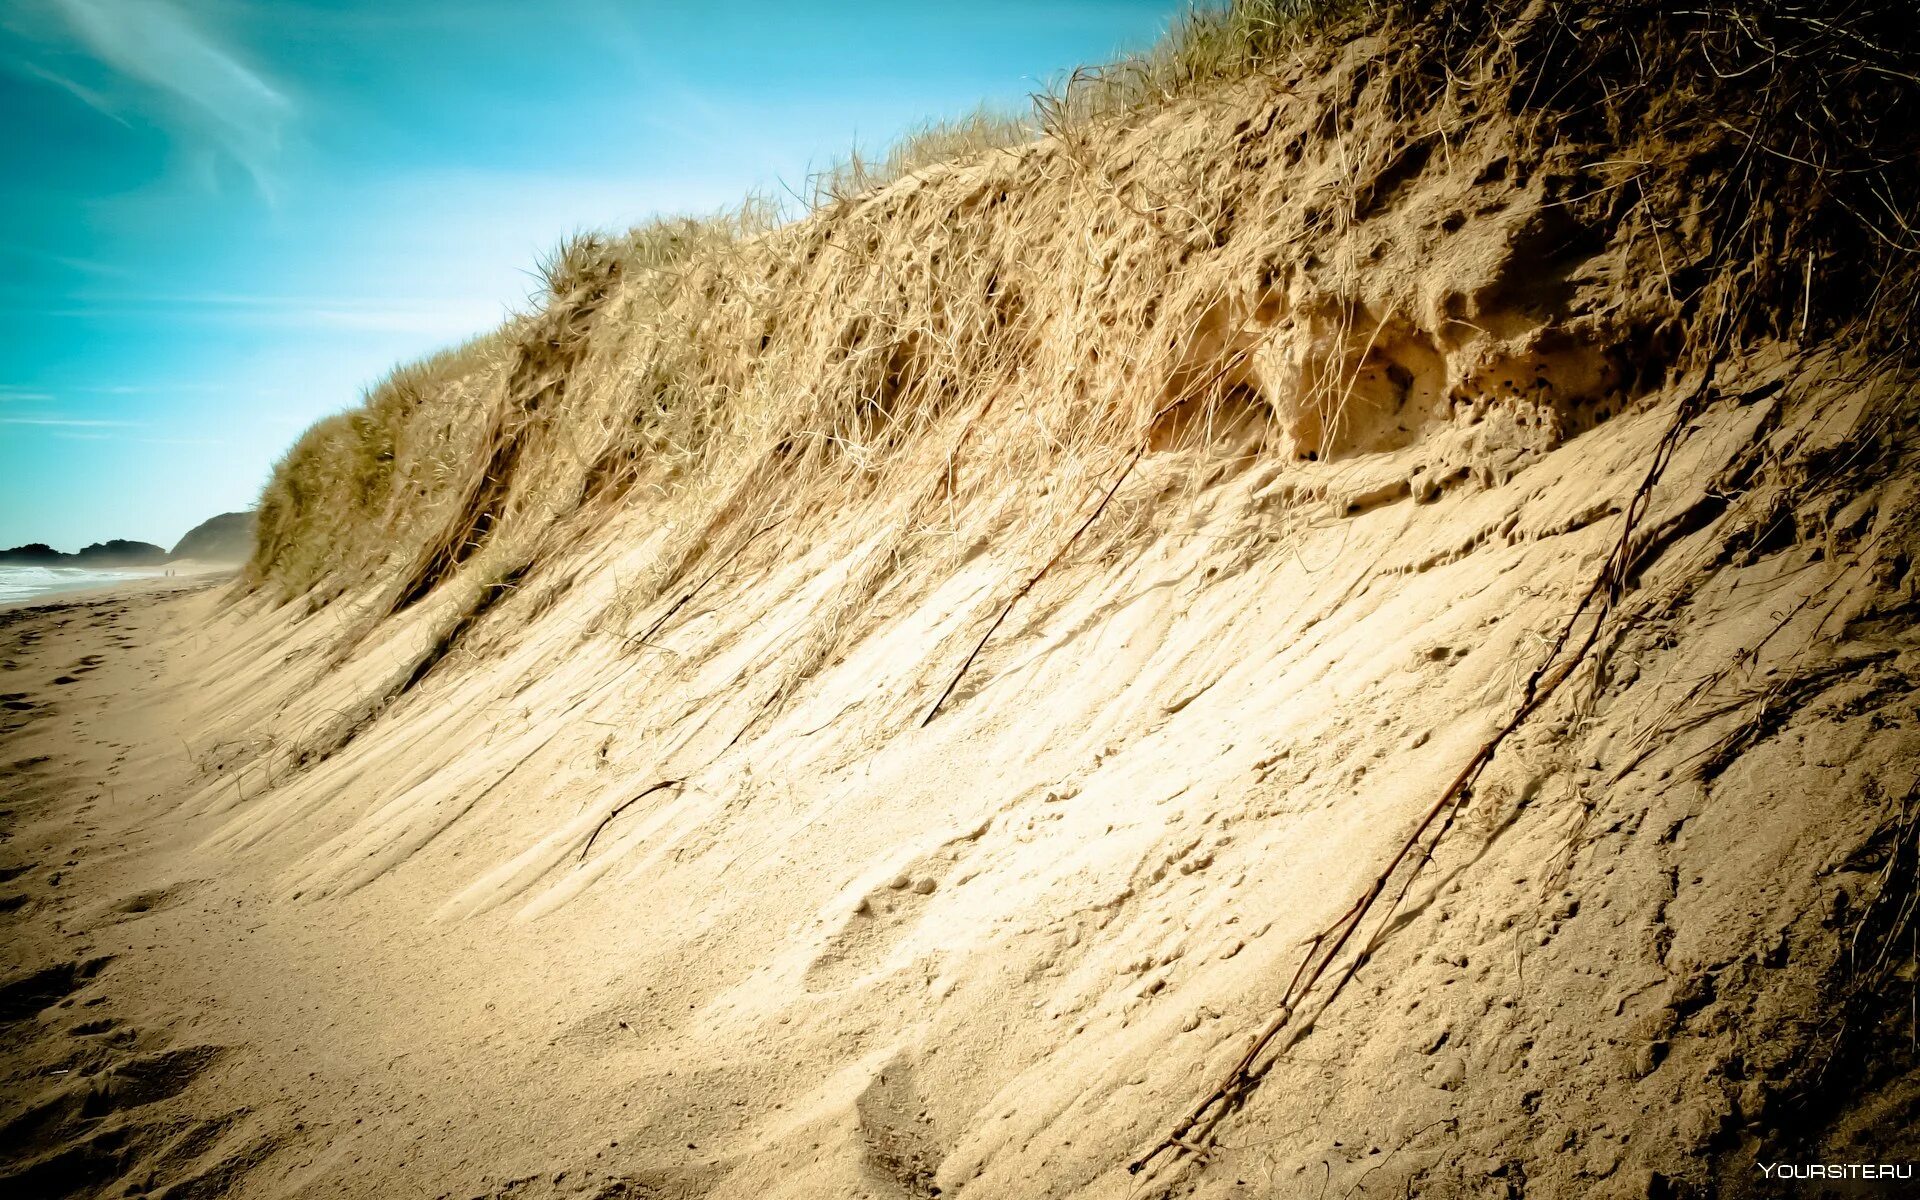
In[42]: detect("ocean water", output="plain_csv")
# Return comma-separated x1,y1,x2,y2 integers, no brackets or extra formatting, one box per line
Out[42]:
0,565,156,607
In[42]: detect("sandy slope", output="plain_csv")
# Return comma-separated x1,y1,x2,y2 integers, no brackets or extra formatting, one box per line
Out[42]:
8,7,1920,1197
3,347,1917,1199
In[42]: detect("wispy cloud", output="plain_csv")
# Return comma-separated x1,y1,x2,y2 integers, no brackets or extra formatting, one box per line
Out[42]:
71,383,232,396
48,0,293,201
17,289,505,339
0,242,132,280
16,59,130,126
0,416,139,427
0,387,58,403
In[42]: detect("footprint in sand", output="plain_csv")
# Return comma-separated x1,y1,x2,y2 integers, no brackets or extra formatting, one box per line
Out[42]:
75,1045,225,1117
804,821,991,992
0,955,114,1025
68,1017,119,1036
0,1042,240,1196
854,1051,947,1197
97,881,203,922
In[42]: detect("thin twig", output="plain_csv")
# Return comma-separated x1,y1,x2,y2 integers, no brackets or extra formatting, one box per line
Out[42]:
580,779,684,862
921,440,1148,726
631,517,789,649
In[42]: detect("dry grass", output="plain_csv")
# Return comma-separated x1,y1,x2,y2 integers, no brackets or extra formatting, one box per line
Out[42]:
248,0,1919,716
246,1,1367,608
251,331,513,600
808,106,1038,208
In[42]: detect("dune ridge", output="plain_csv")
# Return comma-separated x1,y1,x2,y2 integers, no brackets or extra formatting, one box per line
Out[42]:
4,2,1920,1197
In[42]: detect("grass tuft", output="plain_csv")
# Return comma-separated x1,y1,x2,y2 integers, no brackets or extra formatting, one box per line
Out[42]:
247,0,1920,710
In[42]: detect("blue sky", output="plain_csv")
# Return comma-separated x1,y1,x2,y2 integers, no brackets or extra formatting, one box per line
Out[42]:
0,0,1178,551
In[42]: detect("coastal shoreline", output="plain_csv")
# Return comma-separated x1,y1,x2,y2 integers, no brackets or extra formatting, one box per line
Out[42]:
0,564,239,612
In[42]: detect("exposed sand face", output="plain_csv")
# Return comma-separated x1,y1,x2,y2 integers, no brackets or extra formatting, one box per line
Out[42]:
3,348,1917,1198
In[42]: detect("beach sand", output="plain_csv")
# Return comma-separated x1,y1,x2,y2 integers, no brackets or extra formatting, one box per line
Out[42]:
0,578,309,1196
0,577,764,1199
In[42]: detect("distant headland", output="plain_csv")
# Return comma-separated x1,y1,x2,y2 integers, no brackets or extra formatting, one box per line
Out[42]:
0,510,255,567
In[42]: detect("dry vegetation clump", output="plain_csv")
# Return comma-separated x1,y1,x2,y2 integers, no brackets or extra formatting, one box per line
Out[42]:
247,0,1918,711
807,106,1038,207
250,332,513,601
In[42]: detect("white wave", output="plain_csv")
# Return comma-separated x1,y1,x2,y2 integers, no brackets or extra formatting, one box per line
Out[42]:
0,565,153,605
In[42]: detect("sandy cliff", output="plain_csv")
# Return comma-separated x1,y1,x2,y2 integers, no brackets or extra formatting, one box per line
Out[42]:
3,3,1918,1197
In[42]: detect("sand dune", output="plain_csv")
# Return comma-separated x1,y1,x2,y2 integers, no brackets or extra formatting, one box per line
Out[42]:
4,350,1918,1197
5,2,1920,1197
